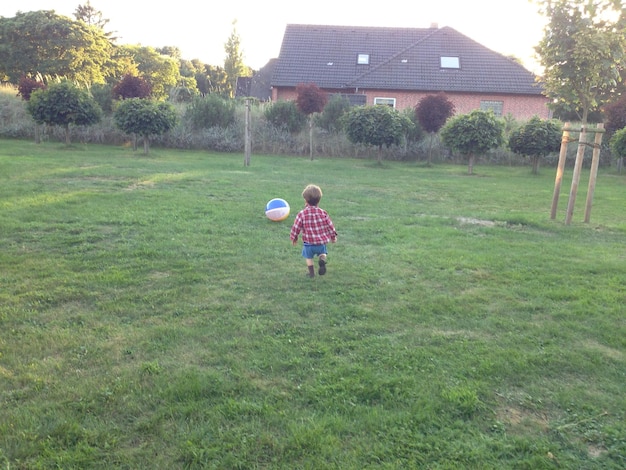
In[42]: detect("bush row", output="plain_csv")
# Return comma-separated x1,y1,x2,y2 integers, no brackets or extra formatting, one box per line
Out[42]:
0,84,616,167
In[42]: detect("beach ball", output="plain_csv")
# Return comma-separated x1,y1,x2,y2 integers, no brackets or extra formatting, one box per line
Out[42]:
265,198,290,221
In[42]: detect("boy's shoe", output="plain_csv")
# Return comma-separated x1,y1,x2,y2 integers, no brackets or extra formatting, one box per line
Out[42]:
318,258,327,275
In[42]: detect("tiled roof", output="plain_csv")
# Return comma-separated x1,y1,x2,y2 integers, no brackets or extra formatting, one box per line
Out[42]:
271,24,543,95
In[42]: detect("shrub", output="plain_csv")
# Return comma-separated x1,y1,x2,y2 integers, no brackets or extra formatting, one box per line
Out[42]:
184,95,235,130
315,95,351,134
264,100,306,133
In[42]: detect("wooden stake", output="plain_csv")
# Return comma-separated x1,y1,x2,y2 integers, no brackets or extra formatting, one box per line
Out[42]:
583,123,604,223
551,123,570,220
565,126,587,225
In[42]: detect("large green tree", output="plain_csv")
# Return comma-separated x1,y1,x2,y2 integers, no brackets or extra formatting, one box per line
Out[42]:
440,110,505,175
0,10,115,85
27,80,102,145
119,45,181,100
535,0,626,125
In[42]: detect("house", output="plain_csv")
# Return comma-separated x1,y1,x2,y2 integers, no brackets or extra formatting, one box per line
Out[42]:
270,24,550,120
236,59,277,101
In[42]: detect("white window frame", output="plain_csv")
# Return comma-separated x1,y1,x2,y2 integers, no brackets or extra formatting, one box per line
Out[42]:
440,56,460,69
357,53,370,65
374,97,396,108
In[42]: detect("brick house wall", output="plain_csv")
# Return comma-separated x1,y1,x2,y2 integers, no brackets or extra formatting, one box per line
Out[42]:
272,87,551,120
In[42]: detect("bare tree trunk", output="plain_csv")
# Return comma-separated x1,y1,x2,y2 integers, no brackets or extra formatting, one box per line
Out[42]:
143,136,150,155
309,118,314,161
468,154,474,175
65,125,71,145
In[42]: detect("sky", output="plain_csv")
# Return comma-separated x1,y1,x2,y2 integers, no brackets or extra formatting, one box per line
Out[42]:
0,0,548,73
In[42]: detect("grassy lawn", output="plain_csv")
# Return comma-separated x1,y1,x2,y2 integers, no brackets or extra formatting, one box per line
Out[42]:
1,139,625,469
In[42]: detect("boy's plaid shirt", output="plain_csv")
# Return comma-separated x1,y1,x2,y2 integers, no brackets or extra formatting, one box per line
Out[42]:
290,205,337,245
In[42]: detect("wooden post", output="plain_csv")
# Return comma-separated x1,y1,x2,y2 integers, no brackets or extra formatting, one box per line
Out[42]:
565,126,588,225
551,123,570,220
583,123,604,223
244,99,251,166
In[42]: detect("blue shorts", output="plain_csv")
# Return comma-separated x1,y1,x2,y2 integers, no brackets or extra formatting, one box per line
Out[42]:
302,243,328,259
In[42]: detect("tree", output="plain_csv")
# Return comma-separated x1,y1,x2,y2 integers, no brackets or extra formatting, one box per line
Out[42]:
508,116,562,174
27,80,102,145
17,76,46,101
114,98,177,154
74,1,109,29
609,127,626,172
296,83,328,160
343,105,412,163
224,20,250,98
120,45,180,100
603,94,626,134
535,0,626,126
415,93,455,165
440,110,505,175
535,0,626,223
112,73,153,100
0,10,115,86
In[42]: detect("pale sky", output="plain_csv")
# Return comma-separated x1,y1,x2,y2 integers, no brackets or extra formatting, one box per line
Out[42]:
0,0,547,73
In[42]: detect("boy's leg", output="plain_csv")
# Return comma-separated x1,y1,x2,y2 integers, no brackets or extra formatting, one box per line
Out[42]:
306,258,315,277
318,254,327,275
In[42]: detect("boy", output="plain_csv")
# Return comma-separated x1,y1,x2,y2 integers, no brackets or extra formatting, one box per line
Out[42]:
290,184,337,278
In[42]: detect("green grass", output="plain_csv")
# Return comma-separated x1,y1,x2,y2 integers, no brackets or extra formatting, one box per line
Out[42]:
1,139,625,469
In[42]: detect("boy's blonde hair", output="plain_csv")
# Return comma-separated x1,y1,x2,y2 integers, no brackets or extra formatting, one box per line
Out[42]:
302,184,322,206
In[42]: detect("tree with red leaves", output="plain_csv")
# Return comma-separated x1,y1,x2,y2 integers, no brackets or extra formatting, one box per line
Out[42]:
17,76,46,101
296,83,328,160
112,74,152,100
415,93,455,165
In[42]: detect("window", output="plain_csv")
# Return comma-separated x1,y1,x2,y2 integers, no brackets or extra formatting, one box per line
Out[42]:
440,56,460,69
357,54,370,65
374,97,396,108
480,100,504,116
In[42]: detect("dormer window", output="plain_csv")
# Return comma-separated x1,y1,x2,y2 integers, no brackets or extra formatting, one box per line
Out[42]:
440,56,460,69
357,54,370,65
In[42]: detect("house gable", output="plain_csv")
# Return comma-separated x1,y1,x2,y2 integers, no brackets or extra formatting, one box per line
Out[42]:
271,24,549,119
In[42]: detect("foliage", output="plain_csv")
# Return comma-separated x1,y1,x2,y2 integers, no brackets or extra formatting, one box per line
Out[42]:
603,94,626,134
184,94,236,130
343,105,413,162
120,45,181,100
415,92,455,133
264,100,307,133
74,1,110,30
114,98,177,153
295,83,328,115
609,127,626,159
508,116,562,174
90,83,114,114
535,0,626,125
17,75,46,101
440,109,505,174
112,73,153,100
223,20,250,98
26,80,102,144
314,94,351,134
0,10,115,86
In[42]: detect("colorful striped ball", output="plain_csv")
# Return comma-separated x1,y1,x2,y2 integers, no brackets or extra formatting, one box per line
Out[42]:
265,198,290,221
